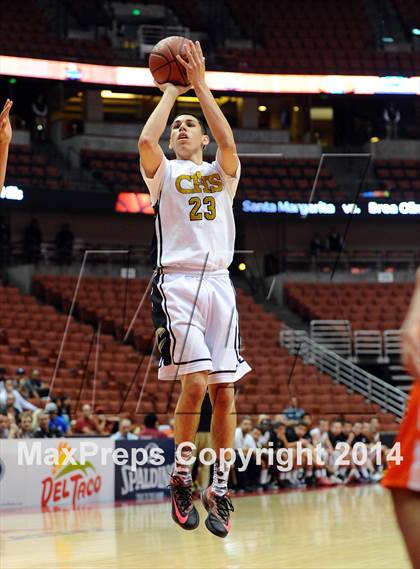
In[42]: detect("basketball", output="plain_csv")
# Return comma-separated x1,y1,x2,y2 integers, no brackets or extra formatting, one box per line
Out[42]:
149,36,189,86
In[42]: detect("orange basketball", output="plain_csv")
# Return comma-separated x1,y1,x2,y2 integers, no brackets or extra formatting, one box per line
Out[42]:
149,36,189,86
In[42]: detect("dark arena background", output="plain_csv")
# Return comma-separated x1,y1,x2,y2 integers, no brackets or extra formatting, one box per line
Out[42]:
0,1,419,568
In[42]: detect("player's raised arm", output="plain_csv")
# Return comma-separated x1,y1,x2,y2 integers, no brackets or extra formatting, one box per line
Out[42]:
0,99,13,189
138,83,190,178
177,41,238,177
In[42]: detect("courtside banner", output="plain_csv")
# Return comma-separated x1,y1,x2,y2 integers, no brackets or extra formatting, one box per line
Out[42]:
114,438,174,501
0,439,114,509
0,440,26,508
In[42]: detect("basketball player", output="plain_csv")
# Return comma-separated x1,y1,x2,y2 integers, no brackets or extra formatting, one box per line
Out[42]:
0,99,13,189
138,40,250,538
382,267,420,569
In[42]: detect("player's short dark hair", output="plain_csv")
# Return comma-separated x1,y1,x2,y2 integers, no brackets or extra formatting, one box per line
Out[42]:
296,422,307,428
171,113,208,135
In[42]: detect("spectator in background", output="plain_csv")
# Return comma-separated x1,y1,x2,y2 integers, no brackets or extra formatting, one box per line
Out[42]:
283,396,306,425
0,367,7,390
56,394,72,427
139,413,167,439
110,418,137,440
272,421,292,488
234,416,259,491
95,406,111,435
54,223,74,265
310,233,324,256
383,102,400,140
31,94,48,141
328,227,343,252
310,418,331,446
45,402,69,435
258,416,274,446
328,420,348,447
369,416,384,446
14,411,35,438
158,416,175,438
73,404,103,435
302,412,313,433
2,393,20,424
0,412,10,438
32,412,61,438
0,379,38,413
23,218,42,263
342,420,353,440
24,368,45,400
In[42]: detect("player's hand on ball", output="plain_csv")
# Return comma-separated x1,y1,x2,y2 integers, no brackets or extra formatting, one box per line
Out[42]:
0,99,13,145
153,81,191,96
176,40,206,89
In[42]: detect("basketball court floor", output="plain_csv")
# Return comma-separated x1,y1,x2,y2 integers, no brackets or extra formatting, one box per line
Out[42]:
1,485,410,569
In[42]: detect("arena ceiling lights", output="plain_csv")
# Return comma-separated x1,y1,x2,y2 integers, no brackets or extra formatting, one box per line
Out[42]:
0,55,419,95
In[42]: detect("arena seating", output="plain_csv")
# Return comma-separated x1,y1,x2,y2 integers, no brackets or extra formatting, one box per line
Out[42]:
375,159,420,201
0,0,113,63
28,275,399,430
6,145,64,191
81,149,343,201
0,283,157,414
32,275,155,349
81,149,146,194
222,0,420,75
237,157,342,201
284,282,413,331
0,0,418,76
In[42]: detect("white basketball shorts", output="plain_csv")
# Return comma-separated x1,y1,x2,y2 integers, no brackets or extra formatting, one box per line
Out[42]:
151,269,251,384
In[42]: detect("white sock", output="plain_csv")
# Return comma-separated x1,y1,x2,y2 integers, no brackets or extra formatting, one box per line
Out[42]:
212,461,230,497
173,444,193,485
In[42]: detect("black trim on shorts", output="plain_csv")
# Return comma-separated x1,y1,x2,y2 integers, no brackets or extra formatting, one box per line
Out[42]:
151,273,172,366
229,279,244,365
155,200,163,268
156,272,211,366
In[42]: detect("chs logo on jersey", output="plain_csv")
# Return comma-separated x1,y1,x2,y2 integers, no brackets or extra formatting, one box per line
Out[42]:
175,171,223,194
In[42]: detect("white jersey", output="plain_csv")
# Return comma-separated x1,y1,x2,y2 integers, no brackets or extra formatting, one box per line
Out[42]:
140,155,240,271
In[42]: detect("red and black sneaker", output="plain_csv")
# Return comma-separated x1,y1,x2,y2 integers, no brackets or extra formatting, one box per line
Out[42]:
169,475,199,530
201,487,234,538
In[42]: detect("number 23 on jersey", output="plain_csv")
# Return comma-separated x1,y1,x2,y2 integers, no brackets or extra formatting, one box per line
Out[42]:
188,196,216,221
